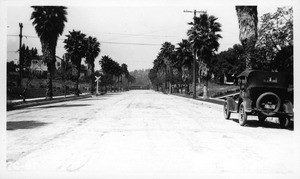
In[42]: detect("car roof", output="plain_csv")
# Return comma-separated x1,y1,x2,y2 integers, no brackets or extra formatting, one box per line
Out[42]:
237,70,288,78
237,69,258,78
237,69,290,88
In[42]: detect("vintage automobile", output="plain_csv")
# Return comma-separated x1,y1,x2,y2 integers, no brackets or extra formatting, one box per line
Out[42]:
223,70,293,128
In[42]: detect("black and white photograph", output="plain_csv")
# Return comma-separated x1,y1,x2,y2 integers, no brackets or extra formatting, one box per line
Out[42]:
1,0,299,178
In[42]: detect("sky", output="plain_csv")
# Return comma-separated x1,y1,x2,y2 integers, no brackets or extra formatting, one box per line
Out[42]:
3,0,296,71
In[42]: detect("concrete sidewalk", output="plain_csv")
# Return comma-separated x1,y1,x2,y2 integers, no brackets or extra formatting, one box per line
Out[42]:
170,92,225,105
7,93,92,111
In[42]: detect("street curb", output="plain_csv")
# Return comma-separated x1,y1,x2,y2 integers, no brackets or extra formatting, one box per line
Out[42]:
7,94,92,111
170,93,224,105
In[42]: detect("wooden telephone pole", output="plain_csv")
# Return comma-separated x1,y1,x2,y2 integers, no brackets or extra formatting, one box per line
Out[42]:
18,23,23,87
184,10,206,99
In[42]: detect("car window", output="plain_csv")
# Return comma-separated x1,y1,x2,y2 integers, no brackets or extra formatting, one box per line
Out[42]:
238,77,246,90
263,76,278,83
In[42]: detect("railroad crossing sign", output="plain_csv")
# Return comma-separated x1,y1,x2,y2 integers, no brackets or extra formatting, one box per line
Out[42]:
95,76,101,95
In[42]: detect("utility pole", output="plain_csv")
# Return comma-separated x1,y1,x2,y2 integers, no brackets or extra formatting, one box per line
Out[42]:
184,10,206,99
18,23,23,87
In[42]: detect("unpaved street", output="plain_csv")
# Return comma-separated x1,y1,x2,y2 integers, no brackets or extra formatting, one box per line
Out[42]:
6,90,298,178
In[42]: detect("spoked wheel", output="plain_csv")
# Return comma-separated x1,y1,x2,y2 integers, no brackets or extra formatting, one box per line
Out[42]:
258,115,266,123
279,117,290,129
223,101,231,119
239,103,247,126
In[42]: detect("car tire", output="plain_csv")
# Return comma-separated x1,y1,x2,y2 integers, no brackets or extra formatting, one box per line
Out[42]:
256,92,281,116
223,100,231,119
239,103,247,126
258,115,266,123
279,117,290,129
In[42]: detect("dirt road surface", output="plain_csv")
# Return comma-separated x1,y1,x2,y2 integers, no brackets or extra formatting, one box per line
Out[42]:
5,90,299,178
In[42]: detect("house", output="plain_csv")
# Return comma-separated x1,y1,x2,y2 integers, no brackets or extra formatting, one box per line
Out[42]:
80,65,88,78
30,56,89,79
30,56,63,75
30,56,47,75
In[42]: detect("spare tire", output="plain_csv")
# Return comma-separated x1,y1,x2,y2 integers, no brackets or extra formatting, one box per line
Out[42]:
256,92,281,116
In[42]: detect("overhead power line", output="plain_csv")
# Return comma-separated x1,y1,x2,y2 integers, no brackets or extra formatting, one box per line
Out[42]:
99,41,160,46
98,32,176,38
7,34,162,46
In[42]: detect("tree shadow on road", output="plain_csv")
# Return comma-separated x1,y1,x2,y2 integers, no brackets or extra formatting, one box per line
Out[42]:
7,120,49,130
231,118,294,130
36,104,92,109
78,93,122,102
78,98,108,102
105,93,123,96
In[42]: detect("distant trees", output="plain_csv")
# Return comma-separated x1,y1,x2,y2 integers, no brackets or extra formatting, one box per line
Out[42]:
99,55,130,92
149,40,193,93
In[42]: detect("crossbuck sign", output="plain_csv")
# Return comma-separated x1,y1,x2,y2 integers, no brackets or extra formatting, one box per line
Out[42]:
95,76,101,94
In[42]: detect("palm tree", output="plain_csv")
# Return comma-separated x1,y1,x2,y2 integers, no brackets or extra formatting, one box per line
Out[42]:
99,55,118,92
64,30,87,96
187,13,222,99
160,42,175,93
31,6,67,99
176,39,193,94
85,36,101,94
236,6,258,69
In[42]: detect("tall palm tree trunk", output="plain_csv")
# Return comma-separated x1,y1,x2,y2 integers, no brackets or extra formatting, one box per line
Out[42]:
236,6,258,69
42,39,57,100
46,62,55,99
90,64,95,94
75,63,81,96
164,66,168,93
169,67,173,94
120,76,122,91
127,78,130,90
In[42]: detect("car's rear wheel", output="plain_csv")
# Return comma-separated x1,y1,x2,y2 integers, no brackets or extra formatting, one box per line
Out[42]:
223,100,231,119
239,103,247,126
279,117,290,129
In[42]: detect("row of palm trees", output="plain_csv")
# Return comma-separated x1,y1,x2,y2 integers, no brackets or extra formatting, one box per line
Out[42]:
31,6,121,98
149,12,222,98
63,30,100,96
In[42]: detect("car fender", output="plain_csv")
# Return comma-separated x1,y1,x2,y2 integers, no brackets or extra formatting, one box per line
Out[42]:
238,97,252,113
225,97,237,112
282,100,293,116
